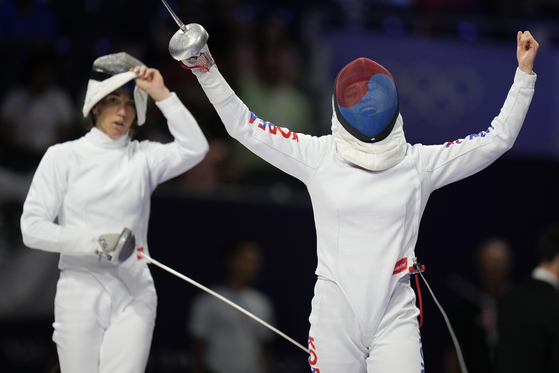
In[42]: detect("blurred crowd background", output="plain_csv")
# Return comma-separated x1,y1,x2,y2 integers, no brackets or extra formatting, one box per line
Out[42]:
1,0,559,372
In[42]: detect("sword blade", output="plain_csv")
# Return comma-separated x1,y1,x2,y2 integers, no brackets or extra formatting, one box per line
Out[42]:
160,0,187,32
136,250,309,354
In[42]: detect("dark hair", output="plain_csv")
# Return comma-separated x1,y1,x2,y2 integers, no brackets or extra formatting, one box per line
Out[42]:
221,238,260,266
536,222,559,263
475,236,512,261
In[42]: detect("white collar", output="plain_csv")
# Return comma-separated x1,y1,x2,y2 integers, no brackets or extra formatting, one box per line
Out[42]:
532,267,559,291
331,112,408,171
87,126,130,149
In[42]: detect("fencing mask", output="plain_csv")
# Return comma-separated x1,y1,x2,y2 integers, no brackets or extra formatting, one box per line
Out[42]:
82,52,148,125
334,58,399,143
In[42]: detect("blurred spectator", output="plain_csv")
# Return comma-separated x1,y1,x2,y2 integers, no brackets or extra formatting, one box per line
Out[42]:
494,222,559,373
176,136,243,191
188,238,276,373
0,170,59,372
237,41,313,133
0,199,58,320
444,237,513,373
225,13,314,187
0,47,75,173
0,166,32,203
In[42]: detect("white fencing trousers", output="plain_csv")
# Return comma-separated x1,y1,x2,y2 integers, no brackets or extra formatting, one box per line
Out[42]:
308,276,424,373
52,268,157,373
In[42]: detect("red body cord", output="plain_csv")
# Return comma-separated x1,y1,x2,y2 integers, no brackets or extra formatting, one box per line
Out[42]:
415,273,423,328
181,64,210,72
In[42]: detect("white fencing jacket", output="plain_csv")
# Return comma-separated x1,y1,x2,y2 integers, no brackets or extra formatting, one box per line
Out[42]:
196,67,536,336
21,92,209,297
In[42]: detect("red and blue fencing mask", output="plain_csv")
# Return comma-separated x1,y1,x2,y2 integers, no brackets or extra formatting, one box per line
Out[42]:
334,58,399,143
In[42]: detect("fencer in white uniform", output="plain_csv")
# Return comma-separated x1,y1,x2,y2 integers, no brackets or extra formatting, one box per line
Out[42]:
20,52,209,373
184,31,538,372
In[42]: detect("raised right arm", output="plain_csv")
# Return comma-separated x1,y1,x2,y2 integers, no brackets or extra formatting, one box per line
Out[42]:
191,65,329,185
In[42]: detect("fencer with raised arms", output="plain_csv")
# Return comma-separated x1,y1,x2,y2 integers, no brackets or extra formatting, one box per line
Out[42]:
185,31,538,372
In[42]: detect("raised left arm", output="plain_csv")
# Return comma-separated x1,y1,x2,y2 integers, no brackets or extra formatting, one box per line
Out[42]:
517,30,539,75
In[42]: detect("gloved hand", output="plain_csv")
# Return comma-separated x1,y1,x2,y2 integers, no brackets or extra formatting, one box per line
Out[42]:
186,51,234,106
97,228,136,265
181,44,215,73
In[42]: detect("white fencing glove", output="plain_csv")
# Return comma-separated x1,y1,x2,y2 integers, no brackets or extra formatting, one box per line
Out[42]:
183,45,235,106
180,44,215,72
97,228,136,265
